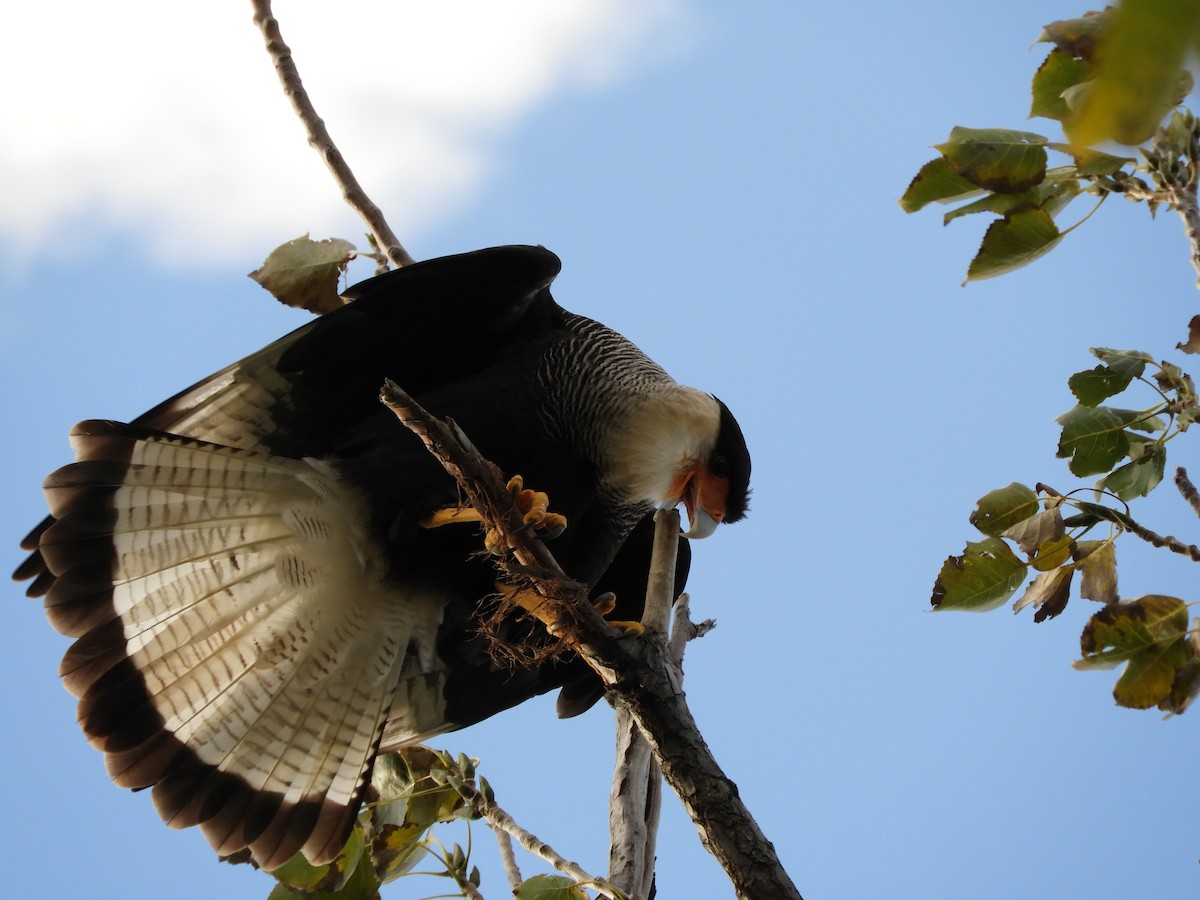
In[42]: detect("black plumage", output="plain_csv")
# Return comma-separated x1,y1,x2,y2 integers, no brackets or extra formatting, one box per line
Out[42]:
15,245,749,869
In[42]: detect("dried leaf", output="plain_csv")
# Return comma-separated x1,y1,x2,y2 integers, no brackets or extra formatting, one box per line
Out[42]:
1013,567,1073,621
249,234,358,314
1076,595,1192,709
1073,540,1118,604
1177,315,1200,354
1001,507,1065,553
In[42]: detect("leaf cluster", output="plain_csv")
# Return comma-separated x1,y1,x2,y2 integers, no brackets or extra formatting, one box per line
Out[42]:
899,4,1199,281
931,348,1200,712
261,747,483,900
932,482,1200,712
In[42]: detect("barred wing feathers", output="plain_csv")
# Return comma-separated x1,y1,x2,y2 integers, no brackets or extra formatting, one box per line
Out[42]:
40,420,447,868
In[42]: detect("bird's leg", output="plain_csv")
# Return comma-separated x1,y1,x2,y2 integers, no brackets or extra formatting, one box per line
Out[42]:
421,475,567,553
494,583,645,636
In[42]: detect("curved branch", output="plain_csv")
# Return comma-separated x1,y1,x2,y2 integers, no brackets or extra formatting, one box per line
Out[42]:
380,380,803,900
250,0,415,268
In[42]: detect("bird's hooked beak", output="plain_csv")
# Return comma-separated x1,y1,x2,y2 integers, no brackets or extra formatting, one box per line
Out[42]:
666,460,729,539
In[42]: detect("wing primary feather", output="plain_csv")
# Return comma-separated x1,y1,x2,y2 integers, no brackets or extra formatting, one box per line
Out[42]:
33,420,436,868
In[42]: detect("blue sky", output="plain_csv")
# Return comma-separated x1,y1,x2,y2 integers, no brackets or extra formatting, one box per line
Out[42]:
4,2,1199,898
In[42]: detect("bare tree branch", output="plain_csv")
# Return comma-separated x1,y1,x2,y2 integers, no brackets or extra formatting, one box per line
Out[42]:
1175,467,1200,519
250,0,415,268
493,826,523,893
380,380,803,900
609,509,678,898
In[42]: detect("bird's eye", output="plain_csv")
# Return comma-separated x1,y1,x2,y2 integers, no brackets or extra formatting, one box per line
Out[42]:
709,454,729,478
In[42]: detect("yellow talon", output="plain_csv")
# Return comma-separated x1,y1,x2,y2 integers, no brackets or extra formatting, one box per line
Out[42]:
592,592,617,616
422,475,567,548
421,506,484,528
606,620,646,636
517,488,549,525
494,581,559,629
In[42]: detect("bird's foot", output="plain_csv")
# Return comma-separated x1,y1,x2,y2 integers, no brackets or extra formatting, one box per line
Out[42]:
504,475,567,538
589,591,645,634
493,583,644,636
420,475,566,553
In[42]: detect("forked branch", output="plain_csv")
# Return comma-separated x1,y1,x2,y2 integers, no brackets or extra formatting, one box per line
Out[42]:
380,380,802,900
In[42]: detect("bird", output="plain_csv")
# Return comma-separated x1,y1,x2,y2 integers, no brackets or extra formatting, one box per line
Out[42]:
14,245,750,871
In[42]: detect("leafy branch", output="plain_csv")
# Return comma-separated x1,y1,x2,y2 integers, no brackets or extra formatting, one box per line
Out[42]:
900,6,1200,284
931,346,1200,712
907,2,1200,719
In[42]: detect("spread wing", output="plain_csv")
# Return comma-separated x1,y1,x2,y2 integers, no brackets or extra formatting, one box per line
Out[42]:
17,246,563,592
15,244,694,869
16,247,565,869
42,420,451,869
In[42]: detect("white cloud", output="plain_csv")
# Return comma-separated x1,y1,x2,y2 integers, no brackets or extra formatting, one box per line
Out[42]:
0,0,694,267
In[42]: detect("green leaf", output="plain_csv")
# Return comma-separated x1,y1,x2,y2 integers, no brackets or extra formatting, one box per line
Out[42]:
1031,49,1095,121
1067,348,1149,406
1047,144,1134,177
899,157,984,213
969,483,1039,537
935,127,1049,193
1029,534,1075,572
965,207,1062,282
268,839,380,900
931,537,1027,612
369,748,475,884
1076,595,1192,709
1068,365,1135,407
1036,9,1116,60
1065,0,1200,145
249,234,358,314
1097,441,1166,499
271,827,365,894
942,178,1080,225
515,874,591,900
1091,347,1153,376
1055,405,1144,476
1073,540,1118,604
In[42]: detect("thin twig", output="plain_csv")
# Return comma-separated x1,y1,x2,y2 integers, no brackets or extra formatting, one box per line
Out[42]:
1176,467,1200,519
249,0,416,268
493,824,523,893
440,766,621,900
1082,498,1200,561
379,380,803,900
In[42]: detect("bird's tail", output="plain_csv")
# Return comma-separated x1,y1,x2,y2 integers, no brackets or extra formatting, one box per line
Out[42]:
36,419,420,870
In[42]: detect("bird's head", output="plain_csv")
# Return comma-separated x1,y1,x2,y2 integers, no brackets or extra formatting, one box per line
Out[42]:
610,388,751,539
664,397,750,538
